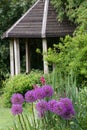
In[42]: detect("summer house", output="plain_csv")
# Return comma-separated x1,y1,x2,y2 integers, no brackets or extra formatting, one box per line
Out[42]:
2,0,75,76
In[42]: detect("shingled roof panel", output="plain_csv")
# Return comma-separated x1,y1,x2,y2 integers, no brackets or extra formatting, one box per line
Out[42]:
2,0,75,39
46,3,75,37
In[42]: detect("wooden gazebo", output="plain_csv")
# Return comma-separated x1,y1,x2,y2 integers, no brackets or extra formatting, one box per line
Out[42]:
2,0,75,76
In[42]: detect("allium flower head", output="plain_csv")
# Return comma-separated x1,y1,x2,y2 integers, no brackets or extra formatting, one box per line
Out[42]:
11,93,24,104
40,76,46,85
48,99,57,112
25,90,36,102
60,98,73,109
59,97,75,119
42,85,54,97
11,104,23,115
34,88,45,100
53,101,66,115
61,107,75,119
36,100,48,113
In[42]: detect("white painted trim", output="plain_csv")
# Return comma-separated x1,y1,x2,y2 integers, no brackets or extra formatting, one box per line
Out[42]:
42,0,49,38
10,40,15,76
6,0,40,37
14,38,20,75
42,38,48,74
26,40,31,73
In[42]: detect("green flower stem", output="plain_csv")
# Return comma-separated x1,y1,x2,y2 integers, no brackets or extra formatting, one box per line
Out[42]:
66,120,69,128
18,114,24,130
21,113,27,130
44,114,50,129
42,116,48,130
32,103,36,129
42,118,45,130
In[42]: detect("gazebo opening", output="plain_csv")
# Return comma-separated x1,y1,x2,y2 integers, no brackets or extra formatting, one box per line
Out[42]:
19,38,43,73
19,37,60,73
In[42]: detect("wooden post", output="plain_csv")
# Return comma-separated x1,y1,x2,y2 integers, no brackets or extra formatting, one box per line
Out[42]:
14,38,20,75
10,40,15,76
53,63,56,71
25,39,31,73
42,38,48,74
41,0,49,73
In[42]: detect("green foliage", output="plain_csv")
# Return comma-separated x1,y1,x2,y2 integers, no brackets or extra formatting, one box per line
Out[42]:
51,0,65,21
46,34,87,86
77,87,87,130
2,70,42,107
0,41,10,89
44,71,87,130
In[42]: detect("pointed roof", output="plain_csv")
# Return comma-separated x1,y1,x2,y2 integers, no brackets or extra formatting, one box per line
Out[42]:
2,0,75,39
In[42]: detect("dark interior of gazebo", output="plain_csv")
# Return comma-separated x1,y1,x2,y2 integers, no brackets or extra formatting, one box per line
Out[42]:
19,37,60,72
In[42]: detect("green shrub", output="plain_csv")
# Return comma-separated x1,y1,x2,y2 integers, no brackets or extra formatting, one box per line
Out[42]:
2,70,42,107
46,34,87,87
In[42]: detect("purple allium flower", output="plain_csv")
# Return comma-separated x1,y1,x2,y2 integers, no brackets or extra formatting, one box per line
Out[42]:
25,90,36,102
53,101,66,116
59,98,73,109
36,100,48,114
61,107,75,119
59,98,75,119
34,88,45,100
48,99,57,112
11,104,23,115
11,93,24,104
42,85,54,97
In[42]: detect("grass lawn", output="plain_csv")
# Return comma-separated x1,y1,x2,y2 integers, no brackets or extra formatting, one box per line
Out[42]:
0,95,14,130
0,107,14,130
